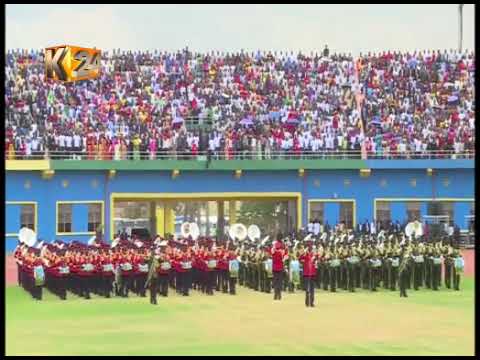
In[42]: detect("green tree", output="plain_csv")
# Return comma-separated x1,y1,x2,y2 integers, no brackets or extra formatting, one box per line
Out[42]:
237,201,288,235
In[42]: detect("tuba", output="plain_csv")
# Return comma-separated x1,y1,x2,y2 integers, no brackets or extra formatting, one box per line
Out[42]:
19,227,37,247
405,221,423,239
247,224,261,242
229,223,248,242
181,222,200,240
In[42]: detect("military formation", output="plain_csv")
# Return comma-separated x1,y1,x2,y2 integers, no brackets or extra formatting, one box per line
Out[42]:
14,229,465,307
237,230,465,305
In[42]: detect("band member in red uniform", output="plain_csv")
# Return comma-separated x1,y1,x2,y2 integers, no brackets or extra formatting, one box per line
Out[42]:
14,243,23,286
205,249,216,295
101,250,115,298
182,247,193,296
133,250,148,297
158,251,170,297
299,242,317,307
78,252,95,299
271,239,288,300
120,249,134,297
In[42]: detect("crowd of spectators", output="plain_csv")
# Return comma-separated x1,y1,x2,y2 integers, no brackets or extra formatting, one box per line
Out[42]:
5,47,474,160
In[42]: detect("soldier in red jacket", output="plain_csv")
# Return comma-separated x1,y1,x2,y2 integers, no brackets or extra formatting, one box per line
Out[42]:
271,239,288,300
299,243,318,307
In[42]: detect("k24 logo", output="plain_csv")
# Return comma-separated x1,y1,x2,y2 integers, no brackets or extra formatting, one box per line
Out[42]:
45,45,101,82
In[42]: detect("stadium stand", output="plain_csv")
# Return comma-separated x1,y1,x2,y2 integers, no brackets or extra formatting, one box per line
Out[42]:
5,48,474,160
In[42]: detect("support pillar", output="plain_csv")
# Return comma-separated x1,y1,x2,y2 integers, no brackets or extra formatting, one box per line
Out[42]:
229,200,237,224
218,201,225,238
156,204,165,237
164,203,175,235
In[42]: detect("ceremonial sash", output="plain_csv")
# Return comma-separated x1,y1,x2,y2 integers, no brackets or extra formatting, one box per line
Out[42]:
138,264,149,273
330,259,341,268
391,258,399,268
264,259,273,278
34,265,45,286
59,266,70,274
82,263,95,272
121,263,132,271
103,264,114,272
289,260,300,285
433,257,442,265
347,256,360,264
229,260,239,278
414,255,424,263
160,262,171,271
454,257,464,271
207,260,217,269
182,261,192,270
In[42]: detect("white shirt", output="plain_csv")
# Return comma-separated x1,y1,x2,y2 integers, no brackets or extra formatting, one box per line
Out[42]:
307,222,314,233
58,135,65,147
313,222,320,235
73,135,81,147
65,135,72,148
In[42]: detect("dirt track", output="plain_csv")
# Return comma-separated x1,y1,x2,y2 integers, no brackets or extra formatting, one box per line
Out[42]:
5,250,475,286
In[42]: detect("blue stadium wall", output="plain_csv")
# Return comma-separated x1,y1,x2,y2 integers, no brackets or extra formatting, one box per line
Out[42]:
5,159,474,252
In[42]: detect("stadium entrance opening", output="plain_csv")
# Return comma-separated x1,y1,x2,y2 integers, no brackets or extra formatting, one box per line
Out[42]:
111,193,301,240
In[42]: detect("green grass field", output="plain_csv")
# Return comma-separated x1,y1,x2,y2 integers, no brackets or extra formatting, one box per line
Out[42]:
6,278,474,356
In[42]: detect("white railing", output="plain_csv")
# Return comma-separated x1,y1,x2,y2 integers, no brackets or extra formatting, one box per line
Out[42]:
4,150,475,161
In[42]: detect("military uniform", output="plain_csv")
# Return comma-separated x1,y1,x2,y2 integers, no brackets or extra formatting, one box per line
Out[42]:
399,251,412,297
431,245,442,291
452,249,463,291
443,245,454,288
145,253,160,305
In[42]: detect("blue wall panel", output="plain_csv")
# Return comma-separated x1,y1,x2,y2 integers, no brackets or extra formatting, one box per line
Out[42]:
455,202,473,229
390,202,406,222
5,163,474,251
6,204,20,234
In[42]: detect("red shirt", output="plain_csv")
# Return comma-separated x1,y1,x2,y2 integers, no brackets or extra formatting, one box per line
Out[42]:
272,249,285,272
299,252,317,277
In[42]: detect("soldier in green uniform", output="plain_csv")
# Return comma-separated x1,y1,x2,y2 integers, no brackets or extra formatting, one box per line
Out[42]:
360,242,370,290
145,250,160,305
355,242,364,288
381,240,389,289
339,244,349,291
424,243,433,288
264,249,273,293
389,241,401,290
399,247,413,298
452,248,463,291
239,247,247,286
431,242,443,291
412,245,423,291
369,245,381,292
328,246,340,292
346,246,358,292
443,244,454,289
254,248,262,291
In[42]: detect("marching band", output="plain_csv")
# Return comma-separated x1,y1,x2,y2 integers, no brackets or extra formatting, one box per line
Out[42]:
13,222,465,307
